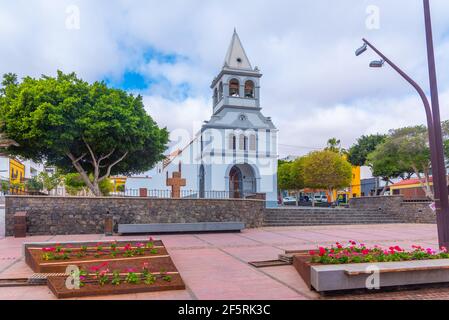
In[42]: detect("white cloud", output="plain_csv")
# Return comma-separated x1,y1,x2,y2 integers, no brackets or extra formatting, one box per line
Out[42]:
2,0,449,157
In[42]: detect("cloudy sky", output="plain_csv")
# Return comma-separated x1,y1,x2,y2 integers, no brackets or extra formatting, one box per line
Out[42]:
1,0,449,157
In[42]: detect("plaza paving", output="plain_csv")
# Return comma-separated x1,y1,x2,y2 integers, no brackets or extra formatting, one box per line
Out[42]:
0,223,446,300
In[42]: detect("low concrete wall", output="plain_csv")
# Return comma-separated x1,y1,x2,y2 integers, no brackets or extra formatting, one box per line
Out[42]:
5,196,265,236
350,196,435,224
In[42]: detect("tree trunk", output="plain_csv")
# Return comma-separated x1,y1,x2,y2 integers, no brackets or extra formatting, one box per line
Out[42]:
412,165,434,200
311,190,316,207
328,188,334,203
381,180,389,196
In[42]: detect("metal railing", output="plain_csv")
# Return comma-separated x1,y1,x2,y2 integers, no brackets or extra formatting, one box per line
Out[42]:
4,186,264,200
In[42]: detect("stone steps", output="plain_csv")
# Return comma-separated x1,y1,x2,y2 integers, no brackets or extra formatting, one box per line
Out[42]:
263,208,404,227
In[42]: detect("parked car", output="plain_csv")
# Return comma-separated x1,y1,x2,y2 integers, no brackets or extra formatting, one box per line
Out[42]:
313,195,328,203
282,196,297,206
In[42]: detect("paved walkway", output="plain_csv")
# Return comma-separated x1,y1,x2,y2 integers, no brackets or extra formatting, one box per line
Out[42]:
0,224,444,300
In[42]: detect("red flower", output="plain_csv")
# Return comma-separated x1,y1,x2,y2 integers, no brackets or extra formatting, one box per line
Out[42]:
42,247,56,252
319,247,326,256
394,246,402,252
362,249,369,255
125,268,138,273
309,250,316,256
89,265,100,272
123,243,132,251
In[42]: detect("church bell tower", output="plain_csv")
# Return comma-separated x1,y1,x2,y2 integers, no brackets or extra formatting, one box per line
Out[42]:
210,29,263,115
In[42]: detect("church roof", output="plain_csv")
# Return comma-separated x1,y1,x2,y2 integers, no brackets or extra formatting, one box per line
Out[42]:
223,29,253,71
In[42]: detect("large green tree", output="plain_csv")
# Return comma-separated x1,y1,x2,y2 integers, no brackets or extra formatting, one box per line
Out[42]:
278,161,294,191
303,150,352,202
278,158,306,205
348,134,386,166
365,126,429,197
0,71,169,196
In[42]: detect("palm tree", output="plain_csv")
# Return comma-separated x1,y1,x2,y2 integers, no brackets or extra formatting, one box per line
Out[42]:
326,138,348,155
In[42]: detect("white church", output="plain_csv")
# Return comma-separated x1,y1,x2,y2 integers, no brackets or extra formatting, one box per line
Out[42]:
126,30,278,207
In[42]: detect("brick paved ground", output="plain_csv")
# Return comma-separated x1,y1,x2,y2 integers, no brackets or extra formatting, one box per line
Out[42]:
0,223,445,300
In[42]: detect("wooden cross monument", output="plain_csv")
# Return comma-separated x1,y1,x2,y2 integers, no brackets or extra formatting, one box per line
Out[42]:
166,162,186,199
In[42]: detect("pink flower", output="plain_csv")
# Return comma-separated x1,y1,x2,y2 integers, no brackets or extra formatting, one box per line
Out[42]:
442,246,448,253
125,268,138,273
362,249,369,255
123,243,132,251
309,250,316,256
42,247,56,252
136,243,145,248
99,269,110,276
142,262,149,270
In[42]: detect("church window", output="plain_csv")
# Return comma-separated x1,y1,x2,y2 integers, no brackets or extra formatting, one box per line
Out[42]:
213,88,218,105
219,82,224,99
249,134,256,151
229,134,237,150
229,79,240,97
245,80,255,98
239,134,248,151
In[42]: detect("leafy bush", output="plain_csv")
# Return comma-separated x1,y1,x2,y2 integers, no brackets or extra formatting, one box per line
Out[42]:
25,177,44,192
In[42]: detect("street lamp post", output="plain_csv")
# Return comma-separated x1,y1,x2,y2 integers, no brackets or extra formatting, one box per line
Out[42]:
423,0,449,248
356,0,449,247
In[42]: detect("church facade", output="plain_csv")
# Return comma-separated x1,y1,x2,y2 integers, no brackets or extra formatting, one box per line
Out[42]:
126,31,278,207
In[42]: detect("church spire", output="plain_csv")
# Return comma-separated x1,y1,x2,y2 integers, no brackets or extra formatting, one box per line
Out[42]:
223,29,253,70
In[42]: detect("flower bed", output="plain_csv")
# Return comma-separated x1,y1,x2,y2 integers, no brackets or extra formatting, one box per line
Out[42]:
293,241,449,293
25,239,167,273
308,241,449,265
23,239,186,298
47,260,185,299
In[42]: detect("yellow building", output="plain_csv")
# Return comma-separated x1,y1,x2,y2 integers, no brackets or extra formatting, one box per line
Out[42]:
9,158,25,186
331,165,361,203
110,176,127,192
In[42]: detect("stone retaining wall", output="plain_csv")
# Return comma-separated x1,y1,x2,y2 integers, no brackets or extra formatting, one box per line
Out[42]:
4,196,265,236
349,196,435,224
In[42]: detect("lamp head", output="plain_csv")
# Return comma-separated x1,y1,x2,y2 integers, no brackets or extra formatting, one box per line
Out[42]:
369,59,385,68
355,43,368,56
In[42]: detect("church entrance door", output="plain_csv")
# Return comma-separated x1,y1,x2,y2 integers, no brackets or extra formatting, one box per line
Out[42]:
229,166,242,199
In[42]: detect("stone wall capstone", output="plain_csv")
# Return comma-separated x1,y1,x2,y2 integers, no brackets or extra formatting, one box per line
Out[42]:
4,196,265,236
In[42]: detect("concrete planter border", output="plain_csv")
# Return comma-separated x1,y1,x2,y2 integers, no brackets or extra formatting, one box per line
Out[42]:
293,254,449,293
